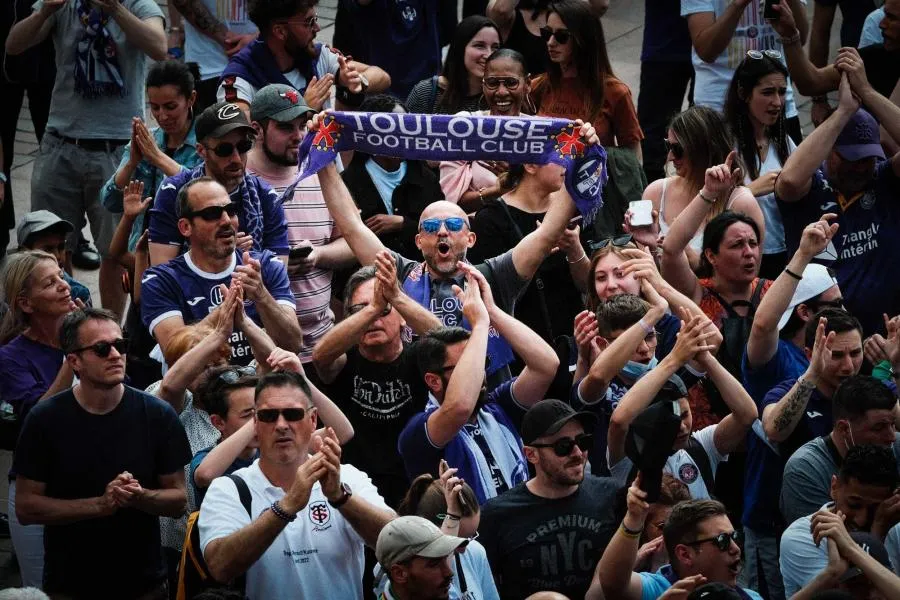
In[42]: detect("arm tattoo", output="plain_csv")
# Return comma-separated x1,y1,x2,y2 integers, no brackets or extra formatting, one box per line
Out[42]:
773,377,817,433
172,0,227,38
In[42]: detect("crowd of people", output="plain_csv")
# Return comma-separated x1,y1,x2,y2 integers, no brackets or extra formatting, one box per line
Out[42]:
0,0,899,599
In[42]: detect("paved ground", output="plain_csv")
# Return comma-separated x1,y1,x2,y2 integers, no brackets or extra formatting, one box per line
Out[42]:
0,0,840,589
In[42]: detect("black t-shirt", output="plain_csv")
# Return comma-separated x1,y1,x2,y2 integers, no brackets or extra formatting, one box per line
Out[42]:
479,475,620,599
328,346,427,506
859,45,900,101
14,386,192,596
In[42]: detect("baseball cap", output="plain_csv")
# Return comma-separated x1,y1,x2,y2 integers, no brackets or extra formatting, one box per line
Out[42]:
16,210,74,247
834,108,886,162
195,102,254,141
375,516,468,568
625,393,685,503
839,531,892,582
687,583,743,600
521,399,598,446
777,264,840,330
250,84,314,123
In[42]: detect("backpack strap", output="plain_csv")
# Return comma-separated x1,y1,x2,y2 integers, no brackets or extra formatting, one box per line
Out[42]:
684,437,716,497
226,474,253,517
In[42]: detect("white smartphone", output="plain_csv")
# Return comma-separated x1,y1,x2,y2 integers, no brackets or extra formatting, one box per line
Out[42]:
629,200,654,227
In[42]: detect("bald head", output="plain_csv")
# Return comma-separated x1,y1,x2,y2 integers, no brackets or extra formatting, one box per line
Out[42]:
524,593,570,600
419,200,470,227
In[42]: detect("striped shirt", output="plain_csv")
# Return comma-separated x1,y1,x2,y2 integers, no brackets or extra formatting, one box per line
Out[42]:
247,155,340,362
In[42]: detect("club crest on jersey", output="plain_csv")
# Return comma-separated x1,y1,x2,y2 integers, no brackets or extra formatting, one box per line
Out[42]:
679,463,699,484
308,501,332,530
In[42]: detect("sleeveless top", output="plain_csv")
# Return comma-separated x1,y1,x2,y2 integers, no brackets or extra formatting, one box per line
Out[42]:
505,9,547,76
658,177,739,254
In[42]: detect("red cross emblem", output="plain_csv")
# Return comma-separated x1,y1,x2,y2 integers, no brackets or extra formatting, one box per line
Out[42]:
312,118,341,152
280,90,300,104
554,126,585,158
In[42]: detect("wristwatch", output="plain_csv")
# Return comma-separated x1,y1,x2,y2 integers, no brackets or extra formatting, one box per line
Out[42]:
328,482,352,508
336,74,369,108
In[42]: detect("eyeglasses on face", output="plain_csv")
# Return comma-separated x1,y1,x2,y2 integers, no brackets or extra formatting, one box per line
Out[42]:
72,338,129,357
589,234,634,252
420,217,467,234
539,26,571,45
686,530,742,552
483,76,521,91
663,139,685,160
282,14,318,28
215,366,257,385
530,433,593,457
746,49,783,61
347,303,392,317
256,407,307,423
209,138,253,158
184,202,239,221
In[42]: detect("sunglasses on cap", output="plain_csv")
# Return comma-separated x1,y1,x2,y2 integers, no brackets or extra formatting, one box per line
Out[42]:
209,138,253,158
483,77,521,91
72,338,128,357
184,202,239,221
215,366,256,385
530,433,593,457
746,49,783,60
539,27,571,45
256,407,307,423
420,217,467,234
686,530,742,552
347,303,392,317
664,139,685,160
589,234,634,252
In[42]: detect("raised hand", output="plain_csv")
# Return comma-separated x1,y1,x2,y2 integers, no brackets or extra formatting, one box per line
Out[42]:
670,309,717,365
452,272,489,327
304,75,335,111
625,474,651,525
797,214,839,259
282,454,328,515
657,575,709,600
337,55,363,92
834,47,871,96
882,314,900,369
574,310,600,361
438,459,465,517
623,209,661,249
836,73,861,115
768,0,798,38
235,232,254,254
267,347,304,374
458,262,497,315
805,317,834,381
123,180,152,221
311,427,343,501
223,32,256,57
234,252,264,301
701,150,742,201
374,250,401,304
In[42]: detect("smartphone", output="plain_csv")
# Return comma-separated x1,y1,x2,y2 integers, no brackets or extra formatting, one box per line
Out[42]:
764,0,779,20
289,245,313,259
629,200,654,227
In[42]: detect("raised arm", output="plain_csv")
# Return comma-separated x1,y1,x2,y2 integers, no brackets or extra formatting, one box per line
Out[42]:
233,252,301,353
194,420,255,489
695,350,758,455
171,0,229,48
746,215,838,368
463,264,559,408
619,247,708,321
596,477,653,600
375,251,441,336
424,273,491,448
685,1,752,63
808,2,836,68
776,75,859,203
103,3,167,61
5,2,59,55
486,0,519,40
770,0,841,96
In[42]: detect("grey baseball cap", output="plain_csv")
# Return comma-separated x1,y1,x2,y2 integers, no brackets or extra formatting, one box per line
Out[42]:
375,516,468,568
17,210,74,247
250,84,315,123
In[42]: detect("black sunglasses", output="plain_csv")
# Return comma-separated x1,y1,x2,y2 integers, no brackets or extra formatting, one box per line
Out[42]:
539,26,571,45
72,338,129,357
664,139,685,160
440,356,492,373
530,433,593,457
256,408,306,423
686,530,742,552
215,366,257,385
209,138,253,158
589,234,634,252
347,303,392,318
184,202,239,221
809,298,844,310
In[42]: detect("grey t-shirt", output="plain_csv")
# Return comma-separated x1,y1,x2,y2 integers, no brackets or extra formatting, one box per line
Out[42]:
781,434,900,525
35,0,164,138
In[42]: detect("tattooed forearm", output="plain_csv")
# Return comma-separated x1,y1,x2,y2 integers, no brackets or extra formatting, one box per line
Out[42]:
773,377,817,433
172,0,227,41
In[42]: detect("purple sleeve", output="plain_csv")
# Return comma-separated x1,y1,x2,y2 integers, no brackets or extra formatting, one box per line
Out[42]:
260,254,295,305
258,181,290,256
760,378,798,411
140,268,185,334
398,410,443,479
0,351,55,418
149,173,187,246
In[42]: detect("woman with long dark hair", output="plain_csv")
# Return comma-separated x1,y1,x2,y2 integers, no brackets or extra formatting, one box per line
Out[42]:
406,16,502,115
530,0,642,158
725,52,795,279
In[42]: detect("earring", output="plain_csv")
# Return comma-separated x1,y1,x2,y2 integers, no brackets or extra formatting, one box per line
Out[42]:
188,105,195,122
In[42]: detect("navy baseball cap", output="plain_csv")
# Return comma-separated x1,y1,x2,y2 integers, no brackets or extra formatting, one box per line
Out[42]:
834,108,885,161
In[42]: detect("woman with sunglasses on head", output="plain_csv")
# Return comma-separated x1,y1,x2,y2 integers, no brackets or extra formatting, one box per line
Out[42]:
101,60,202,251
530,0,643,160
406,16,502,116
724,52,797,279
0,250,86,588
440,49,533,212
632,106,764,271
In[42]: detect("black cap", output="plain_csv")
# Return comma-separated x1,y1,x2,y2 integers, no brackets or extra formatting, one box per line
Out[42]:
521,399,597,445
625,400,682,503
195,102,254,141
687,583,743,600
839,532,892,582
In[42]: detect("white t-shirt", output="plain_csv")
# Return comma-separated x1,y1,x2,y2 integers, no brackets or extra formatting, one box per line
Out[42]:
746,137,797,254
680,0,805,117
216,47,341,106
609,424,727,499
184,0,257,81
199,459,389,600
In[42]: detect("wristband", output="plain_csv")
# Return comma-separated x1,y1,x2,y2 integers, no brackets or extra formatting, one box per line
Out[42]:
566,252,588,264
698,188,717,204
478,187,486,205
270,501,297,522
620,522,643,539
784,268,803,281
780,30,801,46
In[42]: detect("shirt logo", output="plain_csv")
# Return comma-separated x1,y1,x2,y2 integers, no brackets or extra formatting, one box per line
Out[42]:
209,285,225,306
141,273,157,283
308,501,331,530
807,411,823,419
679,462,699,484
217,103,241,120
187,296,204,306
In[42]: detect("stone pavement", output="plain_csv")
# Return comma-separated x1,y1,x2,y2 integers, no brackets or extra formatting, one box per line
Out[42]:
0,0,839,589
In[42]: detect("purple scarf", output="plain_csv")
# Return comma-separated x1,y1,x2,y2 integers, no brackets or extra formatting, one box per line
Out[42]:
292,112,608,223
